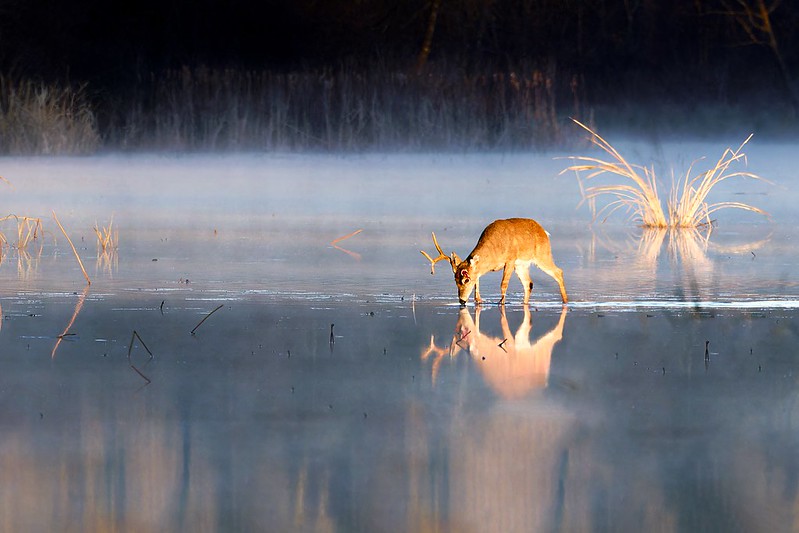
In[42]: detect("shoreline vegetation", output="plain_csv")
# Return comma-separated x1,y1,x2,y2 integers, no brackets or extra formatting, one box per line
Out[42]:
1,63,797,156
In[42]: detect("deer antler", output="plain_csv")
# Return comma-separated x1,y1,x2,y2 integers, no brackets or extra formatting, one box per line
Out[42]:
420,232,453,275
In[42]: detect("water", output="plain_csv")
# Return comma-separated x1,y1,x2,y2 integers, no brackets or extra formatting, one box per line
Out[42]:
1,147,798,531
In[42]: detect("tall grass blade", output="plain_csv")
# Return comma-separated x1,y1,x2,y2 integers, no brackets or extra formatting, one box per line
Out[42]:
52,211,91,285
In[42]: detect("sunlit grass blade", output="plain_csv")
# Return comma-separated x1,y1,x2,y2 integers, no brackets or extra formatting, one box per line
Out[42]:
52,210,91,285
563,120,769,229
93,216,118,252
0,215,43,250
562,119,667,227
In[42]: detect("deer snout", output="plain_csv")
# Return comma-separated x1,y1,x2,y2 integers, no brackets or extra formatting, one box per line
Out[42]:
459,299,467,306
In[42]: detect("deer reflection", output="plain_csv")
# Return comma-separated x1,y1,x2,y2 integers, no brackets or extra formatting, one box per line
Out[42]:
423,305,567,399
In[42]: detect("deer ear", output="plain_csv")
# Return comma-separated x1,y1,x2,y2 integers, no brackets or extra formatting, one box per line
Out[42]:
450,253,460,273
460,269,470,281
470,255,479,265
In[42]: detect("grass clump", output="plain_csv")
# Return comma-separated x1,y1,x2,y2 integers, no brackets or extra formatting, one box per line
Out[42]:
0,215,43,250
0,76,100,155
94,217,118,252
563,120,769,228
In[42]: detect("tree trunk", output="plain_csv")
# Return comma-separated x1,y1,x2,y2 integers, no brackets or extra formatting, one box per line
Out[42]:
416,0,442,75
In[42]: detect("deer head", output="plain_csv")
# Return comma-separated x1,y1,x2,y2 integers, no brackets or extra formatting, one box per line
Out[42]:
453,255,479,305
420,232,458,275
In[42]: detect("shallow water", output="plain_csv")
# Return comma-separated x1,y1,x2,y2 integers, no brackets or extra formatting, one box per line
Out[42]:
1,148,798,531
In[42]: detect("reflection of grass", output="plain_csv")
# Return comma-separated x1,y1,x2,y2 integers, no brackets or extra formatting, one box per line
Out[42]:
634,227,711,265
96,248,118,277
563,120,769,228
14,248,42,281
51,285,89,358
589,225,771,276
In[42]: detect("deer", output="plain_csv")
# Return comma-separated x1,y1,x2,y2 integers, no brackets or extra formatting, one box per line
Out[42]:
421,218,568,305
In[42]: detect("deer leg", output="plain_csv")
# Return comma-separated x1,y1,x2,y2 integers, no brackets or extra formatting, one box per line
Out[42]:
474,276,482,305
498,264,513,305
515,264,533,305
537,263,568,303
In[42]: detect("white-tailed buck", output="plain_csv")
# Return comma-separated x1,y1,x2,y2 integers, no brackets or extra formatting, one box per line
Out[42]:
421,218,568,305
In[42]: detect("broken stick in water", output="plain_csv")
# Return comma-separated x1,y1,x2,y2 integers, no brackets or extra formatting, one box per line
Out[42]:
191,304,224,335
52,210,91,285
331,229,363,260
127,330,153,362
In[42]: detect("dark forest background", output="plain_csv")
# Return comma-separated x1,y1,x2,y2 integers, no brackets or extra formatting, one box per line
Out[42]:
0,0,797,153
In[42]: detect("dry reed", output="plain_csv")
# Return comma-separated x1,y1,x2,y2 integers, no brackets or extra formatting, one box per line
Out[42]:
52,211,91,285
563,120,769,228
331,228,363,260
0,215,42,250
0,76,100,155
94,217,118,252
107,64,574,150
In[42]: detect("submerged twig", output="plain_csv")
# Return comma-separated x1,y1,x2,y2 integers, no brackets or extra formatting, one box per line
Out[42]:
191,304,224,335
127,330,153,363
52,210,91,285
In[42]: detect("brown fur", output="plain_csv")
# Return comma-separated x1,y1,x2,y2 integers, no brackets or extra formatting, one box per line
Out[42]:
451,218,568,305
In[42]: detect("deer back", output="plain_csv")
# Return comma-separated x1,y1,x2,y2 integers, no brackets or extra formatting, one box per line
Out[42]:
467,218,552,272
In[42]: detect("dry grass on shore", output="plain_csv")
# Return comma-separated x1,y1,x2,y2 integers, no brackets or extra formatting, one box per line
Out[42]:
0,76,99,155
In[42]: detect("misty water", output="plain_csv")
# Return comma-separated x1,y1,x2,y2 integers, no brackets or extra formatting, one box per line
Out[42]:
1,143,798,531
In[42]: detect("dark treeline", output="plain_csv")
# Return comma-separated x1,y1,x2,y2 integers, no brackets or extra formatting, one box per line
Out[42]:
0,0,797,152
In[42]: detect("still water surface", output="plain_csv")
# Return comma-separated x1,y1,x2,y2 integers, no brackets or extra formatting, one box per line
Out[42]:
1,148,798,531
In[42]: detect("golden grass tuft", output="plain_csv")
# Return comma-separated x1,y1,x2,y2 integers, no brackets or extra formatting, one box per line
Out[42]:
0,215,43,250
94,216,118,252
562,120,769,228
